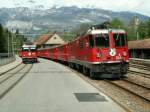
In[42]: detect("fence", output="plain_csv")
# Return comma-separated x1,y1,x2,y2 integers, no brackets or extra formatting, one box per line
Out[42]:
0,53,16,66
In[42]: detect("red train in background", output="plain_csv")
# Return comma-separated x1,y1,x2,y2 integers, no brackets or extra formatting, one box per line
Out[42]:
19,44,38,63
37,26,129,78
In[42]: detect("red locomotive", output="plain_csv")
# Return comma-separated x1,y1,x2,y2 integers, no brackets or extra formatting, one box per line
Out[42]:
20,44,38,63
37,25,129,78
68,28,129,78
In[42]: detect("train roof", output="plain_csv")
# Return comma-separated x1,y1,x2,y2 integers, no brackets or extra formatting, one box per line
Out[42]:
87,29,126,35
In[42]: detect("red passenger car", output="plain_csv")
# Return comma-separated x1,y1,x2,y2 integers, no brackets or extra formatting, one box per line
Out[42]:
57,44,69,63
38,48,50,59
38,47,59,61
49,47,58,60
20,44,38,63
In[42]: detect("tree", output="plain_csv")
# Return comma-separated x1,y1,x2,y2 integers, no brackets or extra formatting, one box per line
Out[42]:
0,23,6,53
126,17,138,40
147,18,150,36
14,29,26,53
110,18,124,29
72,23,91,36
138,22,148,39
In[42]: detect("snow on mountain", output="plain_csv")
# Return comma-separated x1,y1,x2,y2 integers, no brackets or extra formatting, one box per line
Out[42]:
0,6,148,36
6,20,33,30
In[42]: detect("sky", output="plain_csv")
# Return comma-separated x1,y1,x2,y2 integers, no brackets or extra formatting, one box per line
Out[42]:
0,0,150,16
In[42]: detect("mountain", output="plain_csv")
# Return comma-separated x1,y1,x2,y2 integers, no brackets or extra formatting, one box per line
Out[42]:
0,6,149,37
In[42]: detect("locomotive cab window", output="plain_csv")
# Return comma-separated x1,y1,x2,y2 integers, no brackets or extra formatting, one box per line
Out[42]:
88,35,94,48
30,47,37,51
22,47,29,51
113,33,126,47
95,34,109,48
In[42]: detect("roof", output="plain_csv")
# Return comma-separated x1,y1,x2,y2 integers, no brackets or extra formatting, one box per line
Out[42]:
34,32,54,45
22,44,36,48
87,29,126,34
128,38,150,49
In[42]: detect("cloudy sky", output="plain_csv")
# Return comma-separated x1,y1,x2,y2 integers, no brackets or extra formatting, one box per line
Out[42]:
0,0,150,16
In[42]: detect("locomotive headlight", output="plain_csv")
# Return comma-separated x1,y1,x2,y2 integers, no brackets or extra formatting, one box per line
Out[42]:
123,51,127,56
96,53,101,58
28,52,31,56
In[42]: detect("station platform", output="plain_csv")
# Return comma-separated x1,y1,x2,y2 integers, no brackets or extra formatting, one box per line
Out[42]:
0,58,126,112
0,56,22,75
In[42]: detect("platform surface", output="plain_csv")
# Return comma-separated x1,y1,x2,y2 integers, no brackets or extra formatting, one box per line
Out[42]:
0,58,126,112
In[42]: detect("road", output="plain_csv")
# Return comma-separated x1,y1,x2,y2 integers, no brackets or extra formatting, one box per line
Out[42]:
0,58,126,112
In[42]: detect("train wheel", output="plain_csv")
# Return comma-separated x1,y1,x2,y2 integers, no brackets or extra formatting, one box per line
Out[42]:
35,59,37,63
90,70,95,79
69,63,72,68
69,62,74,68
83,67,88,76
79,65,83,72
23,61,26,64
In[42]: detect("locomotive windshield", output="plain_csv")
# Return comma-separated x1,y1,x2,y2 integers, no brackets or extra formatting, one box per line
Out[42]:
113,33,126,47
95,34,109,48
22,47,29,51
22,47,36,51
30,47,37,51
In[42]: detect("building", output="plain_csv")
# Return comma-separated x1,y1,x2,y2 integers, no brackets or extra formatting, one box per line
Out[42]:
34,32,65,48
128,38,150,59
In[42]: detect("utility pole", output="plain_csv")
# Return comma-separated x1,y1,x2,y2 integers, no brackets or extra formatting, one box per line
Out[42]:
11,29,14,56
134,16,140,40
7,33,10,57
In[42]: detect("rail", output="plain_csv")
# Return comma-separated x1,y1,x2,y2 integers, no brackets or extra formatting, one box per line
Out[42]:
129,58,150,66
0,53,16,66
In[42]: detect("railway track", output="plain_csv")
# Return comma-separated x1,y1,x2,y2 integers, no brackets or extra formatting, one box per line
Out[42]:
0,63,22,76
128,70,150,79
105,79,150,102
0,64,26,84
129,64,150,71
124,78,150,89
129,61,150,78
0,63,33,99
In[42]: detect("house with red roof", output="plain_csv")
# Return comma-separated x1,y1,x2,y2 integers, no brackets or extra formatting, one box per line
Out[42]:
34,32,65,48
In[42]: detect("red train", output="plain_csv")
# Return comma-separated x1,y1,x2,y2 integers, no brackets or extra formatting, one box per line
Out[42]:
19,44,38,63
37,28,129,78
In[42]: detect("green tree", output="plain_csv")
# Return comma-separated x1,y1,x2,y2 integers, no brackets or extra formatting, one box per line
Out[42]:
138,22,148,39
110,18,124,29
0,23,7,53
14,29,26,53
146,18,150,36
126,17,137,40
72,23,91,36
